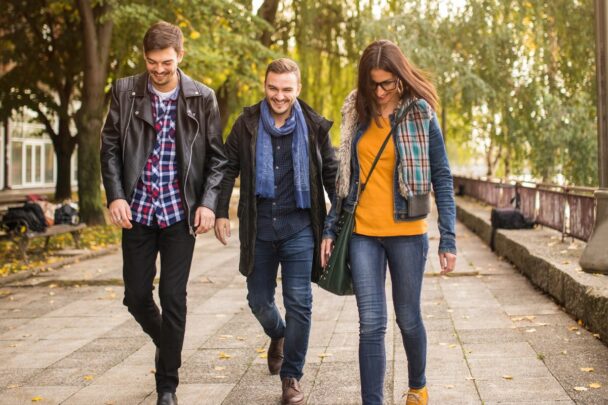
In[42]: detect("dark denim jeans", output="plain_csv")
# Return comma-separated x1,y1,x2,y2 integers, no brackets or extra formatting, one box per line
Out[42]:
350,233,429,405
247,225,314,380
122,220,195,394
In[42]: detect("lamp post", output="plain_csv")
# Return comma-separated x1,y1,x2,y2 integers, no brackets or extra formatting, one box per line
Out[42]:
581,0,608,274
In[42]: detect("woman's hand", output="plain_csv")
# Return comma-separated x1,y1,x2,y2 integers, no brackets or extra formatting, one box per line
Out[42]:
438,252,456,275
320,238,335,268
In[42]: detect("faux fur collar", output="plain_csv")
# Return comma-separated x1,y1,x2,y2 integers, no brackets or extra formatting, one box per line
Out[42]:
336,90,359,198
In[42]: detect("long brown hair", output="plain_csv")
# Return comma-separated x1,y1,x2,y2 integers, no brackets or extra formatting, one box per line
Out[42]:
356,39,439,125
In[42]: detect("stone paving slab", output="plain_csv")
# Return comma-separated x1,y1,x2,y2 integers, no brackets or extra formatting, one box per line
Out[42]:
0,207,607,404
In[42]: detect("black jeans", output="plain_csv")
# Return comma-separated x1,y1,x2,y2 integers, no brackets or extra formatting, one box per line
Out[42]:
122,220,195,393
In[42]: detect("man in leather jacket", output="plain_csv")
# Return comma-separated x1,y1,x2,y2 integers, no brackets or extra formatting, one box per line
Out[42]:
214,58,337,405
100,22,226,405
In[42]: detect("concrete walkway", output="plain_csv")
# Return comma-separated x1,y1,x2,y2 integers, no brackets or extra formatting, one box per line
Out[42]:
0,210,607,404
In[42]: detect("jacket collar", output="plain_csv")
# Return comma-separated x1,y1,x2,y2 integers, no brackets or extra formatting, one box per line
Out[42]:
241,98,332,136
133,68,201,98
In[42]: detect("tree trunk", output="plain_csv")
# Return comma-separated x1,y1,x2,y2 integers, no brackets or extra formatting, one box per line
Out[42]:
54,123,76,201
258,0,280,47
77,111,104,224
216,78,233,133
217,0,280,133
76,0,113,225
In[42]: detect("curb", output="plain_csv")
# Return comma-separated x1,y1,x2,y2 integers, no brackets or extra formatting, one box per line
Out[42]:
0,245,120,286
456,198,608,346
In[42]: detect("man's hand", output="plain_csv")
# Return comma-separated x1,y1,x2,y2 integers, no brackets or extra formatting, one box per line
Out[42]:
194,206,215,234
439,252,457,275
214,218,231,245
320,238,334,268
109,199,133,229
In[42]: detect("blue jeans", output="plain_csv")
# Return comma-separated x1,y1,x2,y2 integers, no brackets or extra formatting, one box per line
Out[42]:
350,233,429,405
247,225,314,380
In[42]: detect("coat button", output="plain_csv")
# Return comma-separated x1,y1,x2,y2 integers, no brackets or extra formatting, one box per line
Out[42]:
195,91,199,95
131,91,136,96
135,111,139,115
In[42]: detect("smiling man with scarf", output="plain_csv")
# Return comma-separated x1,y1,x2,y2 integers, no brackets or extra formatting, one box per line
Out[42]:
214,58,337,404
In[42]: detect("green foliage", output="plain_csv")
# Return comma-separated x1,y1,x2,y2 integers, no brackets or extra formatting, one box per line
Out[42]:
0,0,599,187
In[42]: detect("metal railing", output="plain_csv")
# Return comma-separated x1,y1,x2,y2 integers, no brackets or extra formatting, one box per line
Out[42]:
453,176,597,241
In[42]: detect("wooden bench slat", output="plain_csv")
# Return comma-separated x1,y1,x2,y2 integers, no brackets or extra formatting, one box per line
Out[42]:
24,223,87,238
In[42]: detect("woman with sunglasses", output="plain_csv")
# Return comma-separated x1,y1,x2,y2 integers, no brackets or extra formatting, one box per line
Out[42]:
321,40,457,405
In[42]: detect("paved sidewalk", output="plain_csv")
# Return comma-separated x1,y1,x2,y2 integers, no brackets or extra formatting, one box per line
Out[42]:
0,210,607,404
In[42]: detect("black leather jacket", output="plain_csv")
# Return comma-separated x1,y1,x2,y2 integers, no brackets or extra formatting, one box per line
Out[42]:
100,69,227,234
216,100,338,280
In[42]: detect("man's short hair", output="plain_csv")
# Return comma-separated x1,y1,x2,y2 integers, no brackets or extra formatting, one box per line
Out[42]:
143,21,183,54
265,58,301,82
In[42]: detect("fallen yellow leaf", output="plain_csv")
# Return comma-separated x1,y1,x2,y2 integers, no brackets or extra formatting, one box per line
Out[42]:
574,386,588,391
568,326,579,331
83,375,94,381
214,366,226,371
589,382,602,389
580,367,594,373
259,353,268,359
502,375,513,380
31,396,43,402
318,353,333,358
218,352,232,360
255,348,265,353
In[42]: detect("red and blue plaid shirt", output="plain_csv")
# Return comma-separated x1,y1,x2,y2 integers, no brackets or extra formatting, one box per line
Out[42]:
130,81,185,228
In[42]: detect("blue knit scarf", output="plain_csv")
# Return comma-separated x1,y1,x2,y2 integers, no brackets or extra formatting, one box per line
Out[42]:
255,99,310,208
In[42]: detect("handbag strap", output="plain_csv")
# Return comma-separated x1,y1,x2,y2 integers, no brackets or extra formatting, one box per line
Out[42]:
359,100,417,197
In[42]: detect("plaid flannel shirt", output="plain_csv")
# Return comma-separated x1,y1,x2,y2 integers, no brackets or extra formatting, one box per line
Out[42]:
130,82,185,228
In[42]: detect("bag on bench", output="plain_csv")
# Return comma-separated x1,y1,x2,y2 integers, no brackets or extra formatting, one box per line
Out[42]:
54,204,80,225
2,203,48,233
491,207,534,229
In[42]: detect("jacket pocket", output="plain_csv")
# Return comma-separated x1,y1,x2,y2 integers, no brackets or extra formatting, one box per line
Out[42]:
408,193,430,217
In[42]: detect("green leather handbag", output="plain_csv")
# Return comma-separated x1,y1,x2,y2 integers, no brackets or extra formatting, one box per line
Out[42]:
317,208,356,295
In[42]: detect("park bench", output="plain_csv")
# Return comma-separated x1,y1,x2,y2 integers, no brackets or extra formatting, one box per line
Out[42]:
0,214,87,262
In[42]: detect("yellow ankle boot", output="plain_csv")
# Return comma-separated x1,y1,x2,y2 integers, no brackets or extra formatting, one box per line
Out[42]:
405,386,428,405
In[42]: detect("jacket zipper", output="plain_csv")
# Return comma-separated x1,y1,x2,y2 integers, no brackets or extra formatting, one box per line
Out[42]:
184,107,199,236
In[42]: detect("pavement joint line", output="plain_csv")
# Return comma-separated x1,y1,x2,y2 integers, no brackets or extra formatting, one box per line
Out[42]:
9,279,126,287
425,271,480,278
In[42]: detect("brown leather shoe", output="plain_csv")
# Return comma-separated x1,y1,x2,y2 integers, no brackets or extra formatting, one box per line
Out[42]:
268,337,284,375
281,377,304,405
